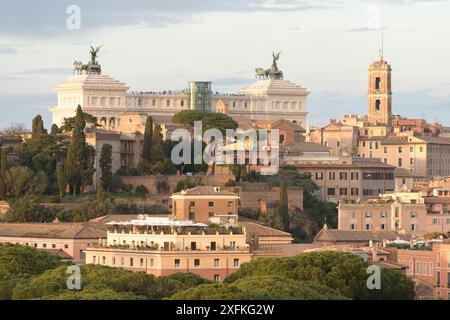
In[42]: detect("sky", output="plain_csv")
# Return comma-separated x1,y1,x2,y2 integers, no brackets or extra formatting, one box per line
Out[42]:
0,0,449,129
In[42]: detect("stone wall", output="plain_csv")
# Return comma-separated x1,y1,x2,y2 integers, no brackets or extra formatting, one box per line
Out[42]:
224,184,303,212
121,175,235,195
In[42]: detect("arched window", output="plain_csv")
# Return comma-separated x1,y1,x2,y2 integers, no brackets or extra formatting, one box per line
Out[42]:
375,100,381,112
280,135,285,144
375,77,381,90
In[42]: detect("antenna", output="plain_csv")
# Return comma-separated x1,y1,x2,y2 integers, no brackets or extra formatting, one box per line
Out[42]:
381,33,384,60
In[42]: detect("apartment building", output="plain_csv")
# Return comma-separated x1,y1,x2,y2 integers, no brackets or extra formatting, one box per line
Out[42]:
357,134,450,178
171,186,240,224
84,216,252,282
398,242,450,300
338,189,450,234
296,157,395,202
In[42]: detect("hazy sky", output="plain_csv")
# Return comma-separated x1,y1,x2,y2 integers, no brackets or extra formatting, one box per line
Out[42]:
1,0,449,129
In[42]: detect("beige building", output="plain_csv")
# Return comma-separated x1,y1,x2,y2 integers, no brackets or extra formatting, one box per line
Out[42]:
308,120,359,156
357,134,450,178
84,216,252,282
295,157,395,202
49,54,310,129
307,53,450,179
171,186,239,225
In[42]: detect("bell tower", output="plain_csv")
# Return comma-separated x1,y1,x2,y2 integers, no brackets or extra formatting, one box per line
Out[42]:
367,48,392,126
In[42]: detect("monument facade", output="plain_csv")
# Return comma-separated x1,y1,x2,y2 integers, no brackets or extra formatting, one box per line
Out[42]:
49,49,309,129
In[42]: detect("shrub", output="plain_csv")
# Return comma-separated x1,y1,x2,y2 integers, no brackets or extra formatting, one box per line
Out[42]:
135,185,149,198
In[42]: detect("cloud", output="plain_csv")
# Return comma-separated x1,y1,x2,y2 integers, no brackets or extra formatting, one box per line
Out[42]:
345,26,387,32
0,67,72,81
0,46,18,55
212,77,255,86
0,0,337,37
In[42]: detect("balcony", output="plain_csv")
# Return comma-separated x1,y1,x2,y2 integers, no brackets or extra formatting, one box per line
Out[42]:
89,243,248,253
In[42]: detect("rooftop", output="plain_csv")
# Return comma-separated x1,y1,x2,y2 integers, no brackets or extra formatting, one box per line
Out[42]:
314,229,411,243
172,186,238,197
106,216,208,228
0,223,106,239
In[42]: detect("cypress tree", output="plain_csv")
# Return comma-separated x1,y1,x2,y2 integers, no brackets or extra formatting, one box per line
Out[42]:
96,183,106,203
56,161,66,197
0,148,7,200
151,124,165,163
50,124,59,136
99,144,113,192
277,185,290,232
142,116,153,162
65,105,89,195
31,115,47,137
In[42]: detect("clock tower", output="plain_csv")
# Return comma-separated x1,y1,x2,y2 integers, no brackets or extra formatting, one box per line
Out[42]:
367,50,392,126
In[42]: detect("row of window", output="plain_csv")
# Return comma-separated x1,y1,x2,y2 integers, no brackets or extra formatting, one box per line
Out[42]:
350,223,417,231
9,242,70,249
91,256,240,271
431,218,450,225
350,224,388,230
403,260,434,276
312,171,393,181
111,239,237,251
188,201,234,208
327,188,360,196
355,211,417,219
358,143,424,154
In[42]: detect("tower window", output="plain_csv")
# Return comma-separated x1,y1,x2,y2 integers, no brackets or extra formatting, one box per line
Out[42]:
375,77,381,90
375,100,381,112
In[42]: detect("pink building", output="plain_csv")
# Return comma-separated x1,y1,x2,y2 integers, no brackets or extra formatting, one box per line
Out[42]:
338,191,450,234
0,223,106,262
397,242,450,300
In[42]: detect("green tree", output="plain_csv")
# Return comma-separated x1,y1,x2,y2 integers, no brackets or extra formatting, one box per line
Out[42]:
5,197,58,223
19,115,57,194
225,251,415,300
0,148,7,200
64,106,95,195
172,110,204,132
50,124,59,136
96,183,106,203
56,161,66,197
172,110,238,135
170,275,347,300
277,185,290,232
4,166,47,198
151,124,165,163
60,112,98,133
99,144,113,192
135,185,149,198
0,244,60,300
142,116,153,162
202,112,238,135
11,264,207,300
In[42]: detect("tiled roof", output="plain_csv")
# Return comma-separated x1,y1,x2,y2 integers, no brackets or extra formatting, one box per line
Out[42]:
240,218,293,238
0,223,106,239
424,197,450,204
394,168,425,178
283,142,331,153
314,229,404,243
38,248,73,260
296,160,395,169
173,186,238,196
